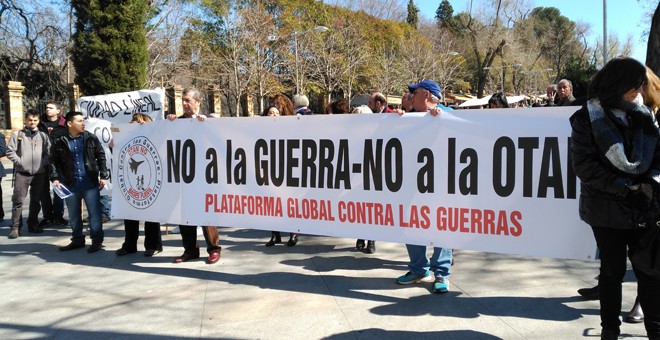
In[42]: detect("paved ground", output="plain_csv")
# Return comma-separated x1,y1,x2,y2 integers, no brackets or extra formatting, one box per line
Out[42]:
0,160,649,339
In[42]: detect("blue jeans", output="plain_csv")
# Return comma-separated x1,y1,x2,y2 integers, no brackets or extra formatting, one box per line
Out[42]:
405,244,452,278
65,176,103,245
100,195,110,217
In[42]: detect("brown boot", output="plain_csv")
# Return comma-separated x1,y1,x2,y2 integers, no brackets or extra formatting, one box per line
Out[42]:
8,228,19,239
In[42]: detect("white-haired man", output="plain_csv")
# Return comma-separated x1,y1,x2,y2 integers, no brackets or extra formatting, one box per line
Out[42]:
547,79,576,106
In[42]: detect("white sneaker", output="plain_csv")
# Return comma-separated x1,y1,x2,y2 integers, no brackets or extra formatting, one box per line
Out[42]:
169,226,180,234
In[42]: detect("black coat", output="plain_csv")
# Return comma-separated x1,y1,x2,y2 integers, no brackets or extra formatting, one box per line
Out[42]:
48,130,109,187
570,105,660,230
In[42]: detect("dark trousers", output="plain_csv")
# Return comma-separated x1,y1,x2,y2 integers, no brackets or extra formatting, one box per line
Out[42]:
122,219,162,252
592,226,660,338
40,178,64,220
11,172,45,229
0,177,4,220
180,225,220,256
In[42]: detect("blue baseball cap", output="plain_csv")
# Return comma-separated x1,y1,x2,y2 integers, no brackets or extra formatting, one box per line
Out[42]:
408,80,442,100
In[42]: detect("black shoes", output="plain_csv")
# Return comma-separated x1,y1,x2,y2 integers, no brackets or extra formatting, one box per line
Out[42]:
356,239,376,253
577,285,643,324
87,243,103,253
266,231,282,247
577,285,599,300
115,247,137,256
286,233,298,247
53,217,68,225
173,252,200,263
144,247,163,257
366,241,376,254
37,219,53,228
624,297,644,323
265,232,297,247
59,242,85,251
600,329,619,340
28,225,44,233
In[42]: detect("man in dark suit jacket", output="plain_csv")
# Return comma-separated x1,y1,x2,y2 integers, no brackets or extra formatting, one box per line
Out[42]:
166,87,222,264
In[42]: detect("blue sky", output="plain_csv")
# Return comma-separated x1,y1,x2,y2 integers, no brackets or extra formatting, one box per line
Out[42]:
416,0,649,63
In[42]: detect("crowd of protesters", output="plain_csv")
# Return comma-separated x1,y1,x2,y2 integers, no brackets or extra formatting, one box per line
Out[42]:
3,57,660,340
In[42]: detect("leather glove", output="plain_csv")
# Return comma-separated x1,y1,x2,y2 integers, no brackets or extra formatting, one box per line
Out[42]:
627,182,655,208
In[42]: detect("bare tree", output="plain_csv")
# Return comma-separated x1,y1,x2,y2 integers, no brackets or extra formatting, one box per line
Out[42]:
326,0,406,22
304,25,343,109
215,10,254,117
241,4,286,114
0,0,70,106
372,41,406,98
418,23,466,95
335,17,372,107
400,33,437,83
144,0,197,89
452,6,508,97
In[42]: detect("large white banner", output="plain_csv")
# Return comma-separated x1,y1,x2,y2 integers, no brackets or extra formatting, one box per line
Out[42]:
77,89,165,123
85,118,113,196
111,107,597,260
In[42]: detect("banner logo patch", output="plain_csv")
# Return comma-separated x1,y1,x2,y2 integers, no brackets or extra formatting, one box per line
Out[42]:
117,136,163,209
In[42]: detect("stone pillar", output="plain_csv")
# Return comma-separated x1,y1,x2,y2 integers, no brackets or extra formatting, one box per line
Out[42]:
207,85,222,117
68,83,80,111
2,81,25,131
167,85,183,117
240,93,254,117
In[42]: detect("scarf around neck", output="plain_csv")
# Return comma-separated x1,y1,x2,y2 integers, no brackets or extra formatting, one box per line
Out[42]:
588,98,659,175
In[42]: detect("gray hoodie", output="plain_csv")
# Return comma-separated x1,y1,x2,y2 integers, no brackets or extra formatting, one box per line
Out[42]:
7,128,50,175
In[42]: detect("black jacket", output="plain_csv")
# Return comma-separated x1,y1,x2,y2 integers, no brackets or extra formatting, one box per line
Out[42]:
570,105,660,230
49,130,109,187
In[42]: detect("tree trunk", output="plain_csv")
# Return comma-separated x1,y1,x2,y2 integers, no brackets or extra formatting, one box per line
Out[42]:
233,95,241,117
647,2,660,74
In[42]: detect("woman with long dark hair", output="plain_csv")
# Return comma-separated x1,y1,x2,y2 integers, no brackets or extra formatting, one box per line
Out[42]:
487,92,509,108
570,57,660,339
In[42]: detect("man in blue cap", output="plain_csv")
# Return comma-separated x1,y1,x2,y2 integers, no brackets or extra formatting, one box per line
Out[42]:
396,79,453,294
407,79,452,113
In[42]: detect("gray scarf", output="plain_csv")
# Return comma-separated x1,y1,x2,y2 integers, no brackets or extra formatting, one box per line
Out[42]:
588,98,659,175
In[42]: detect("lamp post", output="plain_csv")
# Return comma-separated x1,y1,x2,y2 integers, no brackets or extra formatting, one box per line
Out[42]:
293,26,329,95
